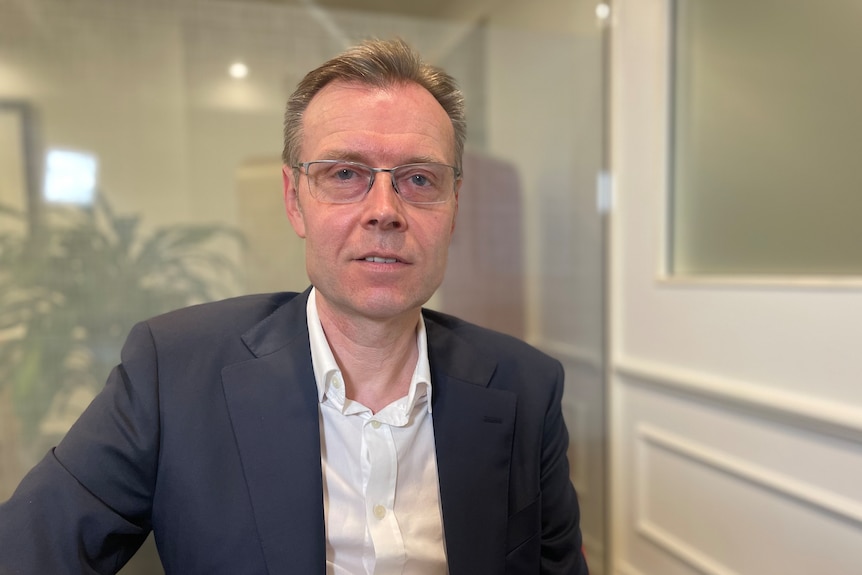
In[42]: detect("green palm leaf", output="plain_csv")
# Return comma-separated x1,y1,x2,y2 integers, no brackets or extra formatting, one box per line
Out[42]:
0,196,245,447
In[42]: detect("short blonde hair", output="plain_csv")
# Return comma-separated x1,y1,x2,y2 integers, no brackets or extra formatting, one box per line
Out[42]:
282,38,466,171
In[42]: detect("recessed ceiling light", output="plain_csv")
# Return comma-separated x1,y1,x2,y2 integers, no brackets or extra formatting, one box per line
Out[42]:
596,3,611,20
229,62,249,79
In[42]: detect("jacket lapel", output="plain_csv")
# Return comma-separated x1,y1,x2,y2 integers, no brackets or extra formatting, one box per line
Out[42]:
426,314,516,575
221,289,325,574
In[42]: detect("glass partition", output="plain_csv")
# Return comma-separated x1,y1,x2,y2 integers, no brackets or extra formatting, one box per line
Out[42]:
0,0,608,571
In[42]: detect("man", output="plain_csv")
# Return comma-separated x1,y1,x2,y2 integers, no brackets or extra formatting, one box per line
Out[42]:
0,39,588,574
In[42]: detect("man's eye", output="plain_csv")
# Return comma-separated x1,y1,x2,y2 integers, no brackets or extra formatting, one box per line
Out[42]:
409,174,431,187
334,168,358,181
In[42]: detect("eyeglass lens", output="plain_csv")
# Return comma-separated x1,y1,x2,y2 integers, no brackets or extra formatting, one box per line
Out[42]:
304,161,456,204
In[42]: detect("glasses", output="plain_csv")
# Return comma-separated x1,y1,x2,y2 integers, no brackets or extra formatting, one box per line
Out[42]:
295,160,461,205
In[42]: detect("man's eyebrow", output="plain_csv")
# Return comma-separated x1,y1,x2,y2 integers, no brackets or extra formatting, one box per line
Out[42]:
402,155,445,165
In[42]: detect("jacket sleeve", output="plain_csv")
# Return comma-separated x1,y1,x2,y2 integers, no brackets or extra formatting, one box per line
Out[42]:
0,322,161,575
540,362,590,574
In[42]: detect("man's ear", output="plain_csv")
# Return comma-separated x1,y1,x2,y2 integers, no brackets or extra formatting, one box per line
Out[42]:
283,165,307,238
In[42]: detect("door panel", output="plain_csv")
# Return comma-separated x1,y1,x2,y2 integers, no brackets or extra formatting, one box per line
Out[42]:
610,1,862,573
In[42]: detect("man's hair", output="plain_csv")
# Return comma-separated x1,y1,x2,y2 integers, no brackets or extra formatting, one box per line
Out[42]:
282,38,466,171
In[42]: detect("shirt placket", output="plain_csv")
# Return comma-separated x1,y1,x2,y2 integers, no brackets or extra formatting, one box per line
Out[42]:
362,416,405,575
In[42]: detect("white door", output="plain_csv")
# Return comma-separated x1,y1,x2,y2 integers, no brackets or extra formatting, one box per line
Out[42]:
610,1,862,574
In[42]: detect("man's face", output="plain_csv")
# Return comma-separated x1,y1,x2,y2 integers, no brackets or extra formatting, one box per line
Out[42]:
283,80,460,323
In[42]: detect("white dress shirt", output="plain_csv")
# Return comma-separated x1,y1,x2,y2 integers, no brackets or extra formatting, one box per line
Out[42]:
306,289,448,575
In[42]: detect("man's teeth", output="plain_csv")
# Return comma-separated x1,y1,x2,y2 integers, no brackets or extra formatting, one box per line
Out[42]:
365,256,398,263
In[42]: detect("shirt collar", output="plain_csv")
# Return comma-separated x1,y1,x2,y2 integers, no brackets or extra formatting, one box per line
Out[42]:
306,287,433,414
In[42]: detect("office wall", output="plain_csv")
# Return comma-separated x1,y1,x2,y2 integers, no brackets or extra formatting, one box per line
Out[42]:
611,1,862,574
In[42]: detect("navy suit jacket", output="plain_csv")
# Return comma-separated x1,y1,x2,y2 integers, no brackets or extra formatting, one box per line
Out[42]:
0,290,587,574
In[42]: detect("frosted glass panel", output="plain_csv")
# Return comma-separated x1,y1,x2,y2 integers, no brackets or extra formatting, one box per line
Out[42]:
671,0,862,276
0,0,607,573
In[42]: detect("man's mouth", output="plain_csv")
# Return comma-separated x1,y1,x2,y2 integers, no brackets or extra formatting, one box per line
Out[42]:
364,256,399,264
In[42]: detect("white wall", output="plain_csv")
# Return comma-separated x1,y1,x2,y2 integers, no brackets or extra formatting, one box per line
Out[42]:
610,1,862,574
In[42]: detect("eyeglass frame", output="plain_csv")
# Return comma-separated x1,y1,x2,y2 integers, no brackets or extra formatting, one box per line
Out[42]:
292,159,462,205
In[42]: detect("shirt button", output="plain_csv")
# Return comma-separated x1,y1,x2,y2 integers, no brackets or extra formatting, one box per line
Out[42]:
370,420,381,429
332,375,342,389
373,505,386,519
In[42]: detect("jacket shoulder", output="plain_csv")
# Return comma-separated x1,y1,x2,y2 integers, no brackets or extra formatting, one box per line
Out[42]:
422,308,561,375
147,292,300,334
125,292,304,362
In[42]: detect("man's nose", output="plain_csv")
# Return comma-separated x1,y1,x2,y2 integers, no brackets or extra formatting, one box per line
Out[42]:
362,171,406,230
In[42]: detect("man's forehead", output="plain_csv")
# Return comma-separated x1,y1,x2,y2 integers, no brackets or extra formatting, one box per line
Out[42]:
300,80,456,161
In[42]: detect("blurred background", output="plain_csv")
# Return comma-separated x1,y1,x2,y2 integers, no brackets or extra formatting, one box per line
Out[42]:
3,1,862,574
0,0,608,572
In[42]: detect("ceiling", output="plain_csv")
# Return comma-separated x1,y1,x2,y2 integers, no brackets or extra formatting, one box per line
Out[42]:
253,0,489,21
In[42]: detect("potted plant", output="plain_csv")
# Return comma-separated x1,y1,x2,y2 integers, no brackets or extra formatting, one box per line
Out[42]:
0,195,245,467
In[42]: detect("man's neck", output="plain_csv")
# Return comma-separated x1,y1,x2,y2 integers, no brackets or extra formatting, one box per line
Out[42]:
316,299,421,414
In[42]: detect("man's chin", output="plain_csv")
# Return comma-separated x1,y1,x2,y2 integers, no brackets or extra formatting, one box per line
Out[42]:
316,288,431,323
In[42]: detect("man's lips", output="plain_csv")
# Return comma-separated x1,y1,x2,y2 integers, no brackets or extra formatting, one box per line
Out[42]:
356,253,408,264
